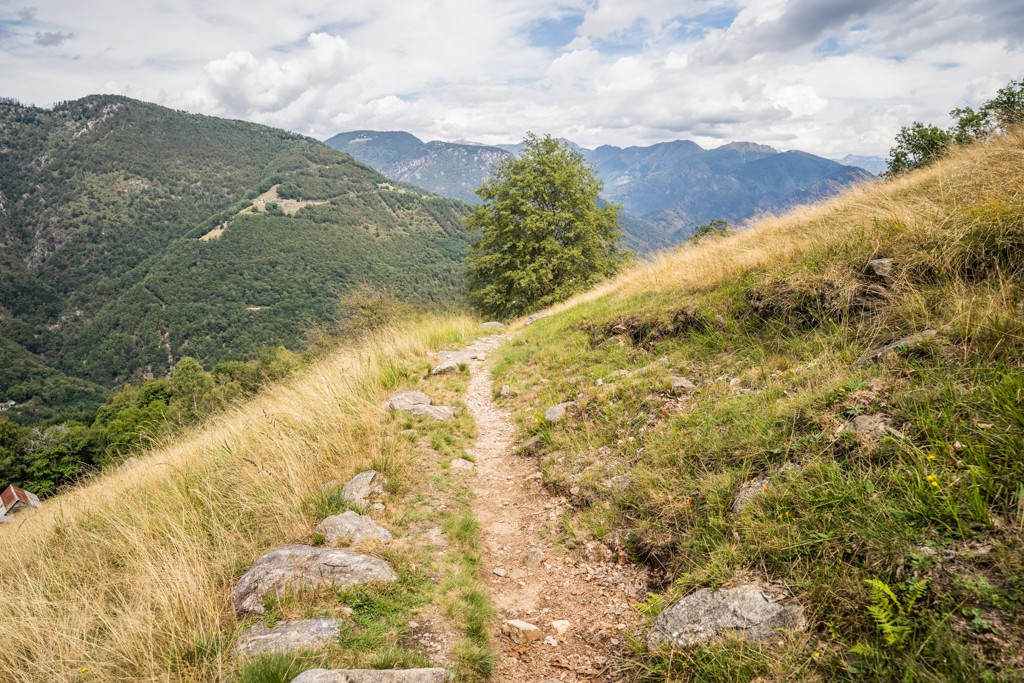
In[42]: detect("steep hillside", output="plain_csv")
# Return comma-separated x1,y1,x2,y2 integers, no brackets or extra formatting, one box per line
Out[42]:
325,129,872,247
0,97,472,419
492,130,1024,680
325,131,512,203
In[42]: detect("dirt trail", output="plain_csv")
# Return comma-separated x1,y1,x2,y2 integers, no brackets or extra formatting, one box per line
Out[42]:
461,335,648,682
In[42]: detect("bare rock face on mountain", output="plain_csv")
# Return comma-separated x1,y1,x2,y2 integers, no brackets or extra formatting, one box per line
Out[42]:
290,669,449,683
648,584,805,649
231,545,397,615
234,618,342,656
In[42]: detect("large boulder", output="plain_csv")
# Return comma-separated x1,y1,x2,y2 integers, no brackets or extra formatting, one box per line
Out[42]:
342,470,386,505
235,618,342,656
317,511,392,545
290,670,449,683
231,545,397,615
648,585,805,649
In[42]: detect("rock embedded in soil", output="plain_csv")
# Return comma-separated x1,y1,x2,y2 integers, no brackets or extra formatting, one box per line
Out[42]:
231,545,397,615
669,375,697,392
502,619,543,644
841,413,904,439
544,401,576,423
407,404,455,421
450,458,475,472
482,321,505,329
290,670,449,683
855,329,937,365
342,470,387,505
524,312,549,326
499,384,511,398
551,620,571,635
316,511,392,545
430,360,460,375
865,258,895,283
387,391,433,412
234,618,342,656
732,477,772,514
647,584,806,649
523,547,545,566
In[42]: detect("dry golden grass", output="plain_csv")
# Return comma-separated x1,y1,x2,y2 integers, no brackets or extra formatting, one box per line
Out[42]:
0,315,477,683
606,128,1024,308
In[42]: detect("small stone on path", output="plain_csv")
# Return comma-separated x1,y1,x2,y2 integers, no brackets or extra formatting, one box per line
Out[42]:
523,547,545,566
450,458,475,472
551,620,571,635
502,619,543,644
316,511,392,545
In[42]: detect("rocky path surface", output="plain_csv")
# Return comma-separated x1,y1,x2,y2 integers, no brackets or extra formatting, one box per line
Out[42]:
461,336,648,682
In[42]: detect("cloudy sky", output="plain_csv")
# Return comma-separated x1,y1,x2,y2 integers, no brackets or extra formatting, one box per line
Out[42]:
1,0,1022,156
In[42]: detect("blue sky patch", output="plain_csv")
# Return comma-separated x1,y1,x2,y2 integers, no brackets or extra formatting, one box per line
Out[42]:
526,13,584,50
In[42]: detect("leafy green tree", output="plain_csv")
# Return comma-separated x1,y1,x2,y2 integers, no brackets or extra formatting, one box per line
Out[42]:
464,134,627,319
885,122,953,175
688,218,730,242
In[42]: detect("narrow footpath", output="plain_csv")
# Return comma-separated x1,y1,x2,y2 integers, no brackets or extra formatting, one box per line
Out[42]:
461,336,648,682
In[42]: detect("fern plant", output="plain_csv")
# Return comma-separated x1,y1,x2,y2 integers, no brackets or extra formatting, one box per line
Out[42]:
863,578,929,646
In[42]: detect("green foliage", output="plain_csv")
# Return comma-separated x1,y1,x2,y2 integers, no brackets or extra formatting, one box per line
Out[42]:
231,652,328,683
688,218,730,242
464,133,628,319
887,77,1024,174
329,285,414,341
862,578,929,646
885,122,953,175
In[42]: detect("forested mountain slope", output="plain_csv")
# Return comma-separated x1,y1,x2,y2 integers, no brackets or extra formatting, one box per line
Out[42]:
0,96,472,422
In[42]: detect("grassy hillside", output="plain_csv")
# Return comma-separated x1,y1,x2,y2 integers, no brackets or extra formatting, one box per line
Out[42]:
0,97,472,420
0,314,490,682
492,130,1024,680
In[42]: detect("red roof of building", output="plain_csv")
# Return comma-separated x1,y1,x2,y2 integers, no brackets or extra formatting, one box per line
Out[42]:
1,484,40,514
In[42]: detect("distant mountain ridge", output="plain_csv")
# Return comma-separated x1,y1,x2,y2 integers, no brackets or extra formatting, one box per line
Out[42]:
326,130,873,248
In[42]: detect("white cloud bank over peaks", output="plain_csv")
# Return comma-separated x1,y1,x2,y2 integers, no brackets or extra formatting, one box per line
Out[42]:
1,0,1024,155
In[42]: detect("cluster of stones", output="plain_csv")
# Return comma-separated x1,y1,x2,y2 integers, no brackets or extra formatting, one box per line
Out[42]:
230,465,447,680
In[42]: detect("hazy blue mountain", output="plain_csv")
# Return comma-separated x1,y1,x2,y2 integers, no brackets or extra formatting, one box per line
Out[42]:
833,154,887,175
325,132,513,203
325,129,874,249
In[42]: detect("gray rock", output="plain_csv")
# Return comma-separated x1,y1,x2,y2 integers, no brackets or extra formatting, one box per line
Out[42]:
235,618,342,656
551,620,571,635
604,475,632,491
865,258,895,283
669,375,697,392
450,458,475,473
856,330,937,365
499,384,511,398
407,404,455,421
316,511,392,545
648,585,805,649
482,321,505,329
437,350,472,364
524,313,549,326
430,360,460,375
231,545,397,615
387,391,433,411
502,619,542,644
732,477,772,513
291,669,449,683
342,470,386,505
544,402,576,423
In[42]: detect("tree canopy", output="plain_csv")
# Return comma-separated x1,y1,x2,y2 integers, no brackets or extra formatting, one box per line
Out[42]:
886,77,1024,175
464,133,627,319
